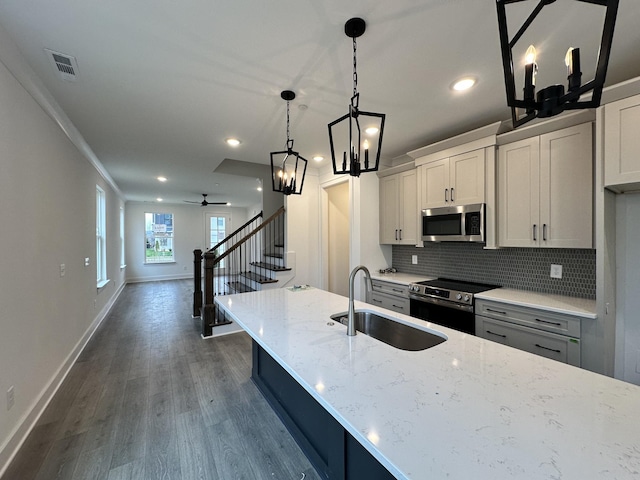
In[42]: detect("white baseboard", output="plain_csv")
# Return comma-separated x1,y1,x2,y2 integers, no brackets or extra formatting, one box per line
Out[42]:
126,273,192,283
0,281,127,478
201,322,243,339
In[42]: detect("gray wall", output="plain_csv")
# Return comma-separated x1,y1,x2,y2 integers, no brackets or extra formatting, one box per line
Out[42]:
393,244,596,298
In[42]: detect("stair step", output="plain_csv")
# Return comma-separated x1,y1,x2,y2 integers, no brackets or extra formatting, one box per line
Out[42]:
226,281,255,294
250,262,291,272
240,272,278,284
264,252,284,259
274,244,284,248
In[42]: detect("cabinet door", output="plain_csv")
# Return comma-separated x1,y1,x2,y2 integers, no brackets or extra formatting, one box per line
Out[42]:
539,123,593,248
398,170,418,244
379,175,399,244
420,158,449,209
498,137,540,247
450,149,485,206
604,95,640,189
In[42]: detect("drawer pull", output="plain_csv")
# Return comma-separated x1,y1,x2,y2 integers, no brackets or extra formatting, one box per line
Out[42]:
392,304,404,309
372,299,383,303
535,318,562,327
486,330,506,338
486,308,507,315
392,288,404,293
535,344,562,354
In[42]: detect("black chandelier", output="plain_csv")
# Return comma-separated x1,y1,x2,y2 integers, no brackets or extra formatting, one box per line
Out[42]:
270,90,308,195
328,17,385,177
496,0,619,128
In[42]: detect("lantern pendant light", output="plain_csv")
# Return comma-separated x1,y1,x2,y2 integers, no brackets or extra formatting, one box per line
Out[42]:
270,90,308,195
328,17,385,177
496,0,619,128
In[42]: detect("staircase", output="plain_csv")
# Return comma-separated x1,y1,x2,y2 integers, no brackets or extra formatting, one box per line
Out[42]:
193,207,292,337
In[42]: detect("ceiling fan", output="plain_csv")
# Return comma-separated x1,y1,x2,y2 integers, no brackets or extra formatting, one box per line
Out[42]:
184,194,229,206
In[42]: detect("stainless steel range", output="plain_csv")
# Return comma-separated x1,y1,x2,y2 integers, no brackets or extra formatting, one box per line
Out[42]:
408,278,498,335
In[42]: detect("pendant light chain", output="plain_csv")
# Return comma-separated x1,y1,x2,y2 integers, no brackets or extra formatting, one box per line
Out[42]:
352,37,358,98
286,99,291,144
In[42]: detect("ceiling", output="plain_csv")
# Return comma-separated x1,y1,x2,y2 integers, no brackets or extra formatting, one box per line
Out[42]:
1,0,639,207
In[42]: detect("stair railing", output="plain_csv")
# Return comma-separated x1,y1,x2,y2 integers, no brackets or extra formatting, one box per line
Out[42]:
193,210,263,319
198,206,285,337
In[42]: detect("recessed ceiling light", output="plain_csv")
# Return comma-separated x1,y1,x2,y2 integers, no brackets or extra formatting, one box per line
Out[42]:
451,77,477,91
156,198,163,202
365,127,379,135
157,176,167,182
226,138,241,147
257,187,263,192
226,202,231,206
313,156,324,162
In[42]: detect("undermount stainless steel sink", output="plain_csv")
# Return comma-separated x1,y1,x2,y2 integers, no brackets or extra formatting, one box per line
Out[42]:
330,310,447,351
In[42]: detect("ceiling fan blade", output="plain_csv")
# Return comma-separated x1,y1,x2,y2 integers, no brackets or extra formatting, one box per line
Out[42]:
203,202,229,205
184,200,201,204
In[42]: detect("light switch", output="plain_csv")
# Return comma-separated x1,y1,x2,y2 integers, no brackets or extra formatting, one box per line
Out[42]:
59,264,66,277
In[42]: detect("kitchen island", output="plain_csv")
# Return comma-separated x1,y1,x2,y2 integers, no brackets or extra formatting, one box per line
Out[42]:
215,287,640,479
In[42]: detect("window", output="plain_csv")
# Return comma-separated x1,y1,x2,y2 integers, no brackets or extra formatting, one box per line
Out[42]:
145,212,174,263
96,186,107,286
205,213,229,268
120,206,126,268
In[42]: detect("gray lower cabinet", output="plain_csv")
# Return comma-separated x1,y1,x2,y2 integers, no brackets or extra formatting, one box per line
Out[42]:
475,299,581,367
368,280,409,315
252,340,396,480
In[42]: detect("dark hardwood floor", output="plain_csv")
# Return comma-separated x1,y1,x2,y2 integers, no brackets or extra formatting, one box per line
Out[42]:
2,280,320,480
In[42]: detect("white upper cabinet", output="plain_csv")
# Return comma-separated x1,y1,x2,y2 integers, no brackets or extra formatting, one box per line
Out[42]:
419,148,486,210
379,169,418,245
498,123,593,248
604,94,640,192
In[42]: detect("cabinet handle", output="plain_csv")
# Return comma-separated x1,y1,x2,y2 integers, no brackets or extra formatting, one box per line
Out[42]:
535,318,562,327
543,224,547,241
399,229,402,240
395,229,398,241
392,288,404,293
392,304,404,309
486,308,507,315
445,188,449,202
372,299,383,303
451,187,455,202
486,330,507,338
535,344,562,354
533,224,537,241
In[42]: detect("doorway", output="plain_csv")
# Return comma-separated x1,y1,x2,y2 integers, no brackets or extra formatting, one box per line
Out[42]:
326,181,350,296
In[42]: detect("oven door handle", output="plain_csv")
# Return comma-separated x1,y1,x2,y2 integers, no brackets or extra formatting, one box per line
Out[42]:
409,295,473,313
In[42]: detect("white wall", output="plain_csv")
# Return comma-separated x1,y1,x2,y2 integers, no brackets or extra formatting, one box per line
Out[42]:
285,171,321,287
615,193,640,385
0,30,125,473
125,202,249,282
327,182,350,296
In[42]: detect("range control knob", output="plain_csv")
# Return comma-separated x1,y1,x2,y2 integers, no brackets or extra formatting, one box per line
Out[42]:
456,293,462,300
464,295,470,302
410,285,420,293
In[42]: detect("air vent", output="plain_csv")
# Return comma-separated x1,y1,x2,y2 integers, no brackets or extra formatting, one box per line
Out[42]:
45,48,79,81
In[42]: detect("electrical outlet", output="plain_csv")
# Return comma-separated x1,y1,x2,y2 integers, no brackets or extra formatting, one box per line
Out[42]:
411,255,418,265
7,386,14,410
84,257,90,267
550,264,563,279
59,264,66,277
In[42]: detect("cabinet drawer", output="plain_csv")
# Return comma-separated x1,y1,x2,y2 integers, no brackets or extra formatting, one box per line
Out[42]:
475,299,581,338
371,280,409,298
477,317,580,367
368,292,409,315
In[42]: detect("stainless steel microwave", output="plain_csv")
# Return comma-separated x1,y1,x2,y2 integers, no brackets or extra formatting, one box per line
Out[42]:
421,203,485,242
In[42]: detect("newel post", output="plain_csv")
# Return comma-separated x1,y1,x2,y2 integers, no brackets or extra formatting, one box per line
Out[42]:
193,249,202,318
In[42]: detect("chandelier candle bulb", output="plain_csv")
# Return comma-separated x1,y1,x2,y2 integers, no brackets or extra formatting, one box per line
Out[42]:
566,47,582,93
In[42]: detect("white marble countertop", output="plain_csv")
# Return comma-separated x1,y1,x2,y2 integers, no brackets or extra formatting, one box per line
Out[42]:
476,288,597,319
369,271,434,285
216,287,639,479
